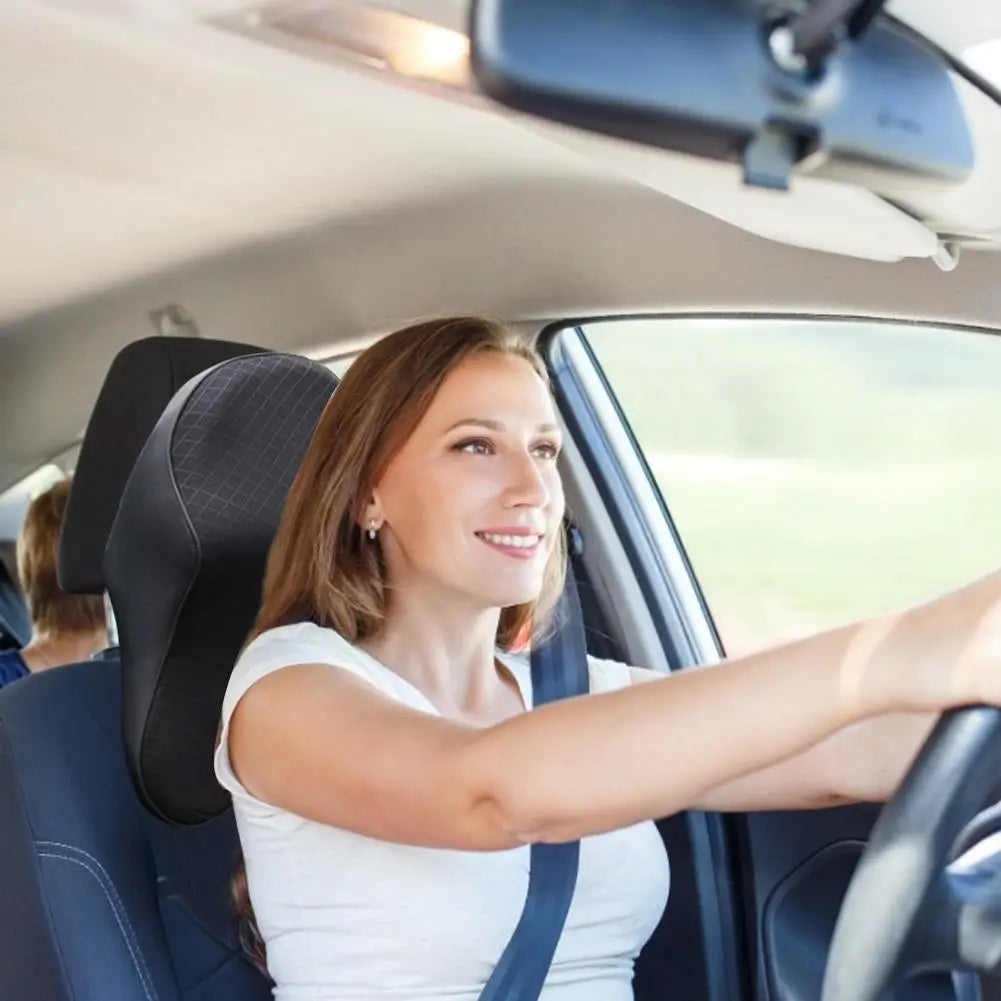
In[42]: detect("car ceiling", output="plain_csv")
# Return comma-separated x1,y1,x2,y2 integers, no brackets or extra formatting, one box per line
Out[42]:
2,0,1001,497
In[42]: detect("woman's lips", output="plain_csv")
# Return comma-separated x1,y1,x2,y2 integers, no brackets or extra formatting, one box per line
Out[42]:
475,530,544,560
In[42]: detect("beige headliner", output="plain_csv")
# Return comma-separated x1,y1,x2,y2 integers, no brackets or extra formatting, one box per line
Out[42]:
2,0,1001,494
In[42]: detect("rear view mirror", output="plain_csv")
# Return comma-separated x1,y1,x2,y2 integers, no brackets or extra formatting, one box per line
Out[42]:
470,0,974,192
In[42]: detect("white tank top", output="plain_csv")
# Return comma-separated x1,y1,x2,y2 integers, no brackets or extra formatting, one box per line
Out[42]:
215,622,670,1001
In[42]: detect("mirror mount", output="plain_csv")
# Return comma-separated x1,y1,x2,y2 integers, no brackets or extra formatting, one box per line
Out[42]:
471,0,974,194
783,0,889,70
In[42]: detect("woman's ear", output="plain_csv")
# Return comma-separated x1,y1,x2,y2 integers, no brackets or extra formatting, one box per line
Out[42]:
357,493,383,533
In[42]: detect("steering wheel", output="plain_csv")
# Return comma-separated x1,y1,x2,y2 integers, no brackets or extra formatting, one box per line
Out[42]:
821,706,1001,1001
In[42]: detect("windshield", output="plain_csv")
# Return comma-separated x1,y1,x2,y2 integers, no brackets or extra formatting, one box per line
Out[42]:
965,38,1001,88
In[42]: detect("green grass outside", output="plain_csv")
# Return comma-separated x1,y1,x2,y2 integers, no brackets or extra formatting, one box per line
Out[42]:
585,318,1001,656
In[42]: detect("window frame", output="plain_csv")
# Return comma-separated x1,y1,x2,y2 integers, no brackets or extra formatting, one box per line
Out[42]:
541,320,749,1001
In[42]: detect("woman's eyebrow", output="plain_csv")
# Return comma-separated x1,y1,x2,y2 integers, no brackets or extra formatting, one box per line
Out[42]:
446,418,560,433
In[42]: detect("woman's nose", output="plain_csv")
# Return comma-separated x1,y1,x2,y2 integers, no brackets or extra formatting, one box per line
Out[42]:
503,452,550,508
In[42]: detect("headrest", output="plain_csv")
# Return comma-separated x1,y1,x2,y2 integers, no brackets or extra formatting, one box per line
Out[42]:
59,336,264,594
105,353,338,824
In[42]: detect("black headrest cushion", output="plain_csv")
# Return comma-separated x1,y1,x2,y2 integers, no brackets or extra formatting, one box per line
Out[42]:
104,353,338,824
59,336,264,594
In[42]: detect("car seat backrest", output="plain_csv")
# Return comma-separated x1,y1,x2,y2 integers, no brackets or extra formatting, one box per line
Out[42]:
0,335,275,1001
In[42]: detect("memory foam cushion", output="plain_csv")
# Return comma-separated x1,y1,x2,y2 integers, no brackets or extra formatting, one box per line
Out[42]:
105,353,337,824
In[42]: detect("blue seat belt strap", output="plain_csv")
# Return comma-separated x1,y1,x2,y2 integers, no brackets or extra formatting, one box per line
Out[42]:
477,561,590,1001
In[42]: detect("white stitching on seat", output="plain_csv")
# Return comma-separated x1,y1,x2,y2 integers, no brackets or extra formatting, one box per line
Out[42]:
37,844,158,1001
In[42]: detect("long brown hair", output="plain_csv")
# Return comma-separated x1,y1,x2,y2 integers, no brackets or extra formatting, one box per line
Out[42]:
232,316,567,975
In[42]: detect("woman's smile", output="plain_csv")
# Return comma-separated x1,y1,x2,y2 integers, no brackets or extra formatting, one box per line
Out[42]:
475,528,546,560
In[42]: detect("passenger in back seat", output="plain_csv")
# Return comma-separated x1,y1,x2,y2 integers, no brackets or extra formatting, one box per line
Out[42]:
0,478,106,689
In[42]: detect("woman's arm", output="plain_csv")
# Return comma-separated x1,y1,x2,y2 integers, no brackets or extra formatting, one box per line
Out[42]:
628,665,937,811
657,570,1001,813
229,571,1001,849
689,711,938,812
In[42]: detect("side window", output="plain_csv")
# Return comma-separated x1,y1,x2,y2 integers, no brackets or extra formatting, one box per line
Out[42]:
583,318,1001,658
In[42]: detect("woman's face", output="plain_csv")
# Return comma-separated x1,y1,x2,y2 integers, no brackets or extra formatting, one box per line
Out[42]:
371,352,565,609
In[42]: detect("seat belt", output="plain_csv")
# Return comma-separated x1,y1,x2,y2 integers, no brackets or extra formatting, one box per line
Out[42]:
478,541,590,1001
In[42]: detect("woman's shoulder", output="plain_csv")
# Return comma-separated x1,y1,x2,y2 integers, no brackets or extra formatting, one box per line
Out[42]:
236,621,381,681
242,620,355,659
226,621,391,706
216,622,394,807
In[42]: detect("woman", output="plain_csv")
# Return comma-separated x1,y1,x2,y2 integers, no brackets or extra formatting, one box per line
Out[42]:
0,477,106,689
215,316,1001,1000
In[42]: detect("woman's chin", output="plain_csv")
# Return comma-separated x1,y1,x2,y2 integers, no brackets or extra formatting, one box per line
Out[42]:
490,584,545,609
457,565,546,610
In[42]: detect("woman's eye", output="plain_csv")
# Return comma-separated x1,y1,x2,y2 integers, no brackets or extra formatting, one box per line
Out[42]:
452,438,560,459
454,438,493,455
533,441,561,461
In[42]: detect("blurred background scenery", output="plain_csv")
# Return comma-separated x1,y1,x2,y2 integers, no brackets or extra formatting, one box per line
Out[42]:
586,318,1001,657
